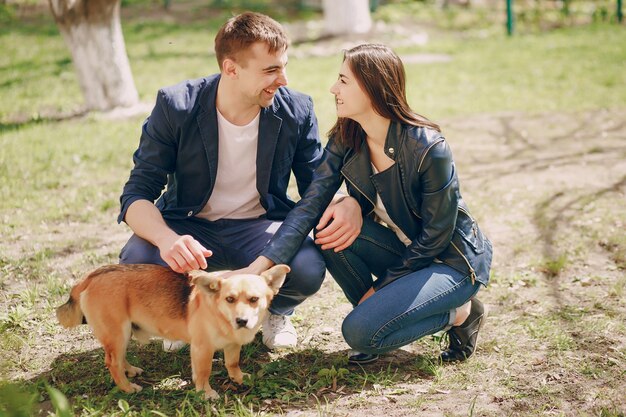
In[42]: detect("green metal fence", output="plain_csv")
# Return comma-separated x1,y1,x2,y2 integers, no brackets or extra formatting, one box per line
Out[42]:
505,0,624,36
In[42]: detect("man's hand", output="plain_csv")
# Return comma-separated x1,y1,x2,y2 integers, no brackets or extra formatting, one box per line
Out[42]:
157,234,212,273
223,256,275,278
125,200,212,273
315,196,362,252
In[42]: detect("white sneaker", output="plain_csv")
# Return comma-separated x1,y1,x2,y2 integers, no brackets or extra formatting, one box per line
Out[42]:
262,314,297,349
162,339,186,352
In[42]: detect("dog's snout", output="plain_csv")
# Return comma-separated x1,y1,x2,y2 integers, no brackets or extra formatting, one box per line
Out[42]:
236,318,248,328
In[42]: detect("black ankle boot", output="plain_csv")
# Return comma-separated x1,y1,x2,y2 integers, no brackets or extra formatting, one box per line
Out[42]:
440,298,486,362
348,351,379,365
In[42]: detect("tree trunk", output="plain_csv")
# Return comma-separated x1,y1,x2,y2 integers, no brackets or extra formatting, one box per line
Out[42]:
322,0,372,36
49,0,138,111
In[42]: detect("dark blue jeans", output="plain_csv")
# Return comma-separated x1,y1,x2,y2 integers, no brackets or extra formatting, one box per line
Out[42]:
119,216,326,316
321,218,481,355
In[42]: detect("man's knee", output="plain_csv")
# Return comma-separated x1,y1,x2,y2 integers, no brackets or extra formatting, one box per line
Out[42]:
287,245,326,297
119,234,166,266
290,256,326,297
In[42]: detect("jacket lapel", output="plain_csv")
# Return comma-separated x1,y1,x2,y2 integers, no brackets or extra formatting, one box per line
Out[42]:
196,76,220,186
341,140,377,206
256,101,283,197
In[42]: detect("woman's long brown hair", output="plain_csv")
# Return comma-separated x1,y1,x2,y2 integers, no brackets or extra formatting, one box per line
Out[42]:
328,44,440,150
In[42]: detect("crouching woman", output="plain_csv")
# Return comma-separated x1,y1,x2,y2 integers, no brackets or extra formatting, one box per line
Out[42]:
249,43,493,364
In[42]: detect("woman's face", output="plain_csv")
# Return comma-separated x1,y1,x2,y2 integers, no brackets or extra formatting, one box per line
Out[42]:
329,60,372,122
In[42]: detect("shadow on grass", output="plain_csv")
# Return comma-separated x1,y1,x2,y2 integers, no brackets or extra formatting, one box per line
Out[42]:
0,19,59,37
0,56,72,78
28,341,200,415
0,109,88,134
126,20,214,39
130,49,216,63
532,175,626,284
477,112,626,176
23,333,438,414
530,174,626,363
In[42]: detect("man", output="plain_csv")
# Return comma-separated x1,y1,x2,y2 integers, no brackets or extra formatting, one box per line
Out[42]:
118,12,335,350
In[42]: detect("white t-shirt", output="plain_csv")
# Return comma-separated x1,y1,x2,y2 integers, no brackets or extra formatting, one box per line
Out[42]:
371,164,411,246
196,110,266,221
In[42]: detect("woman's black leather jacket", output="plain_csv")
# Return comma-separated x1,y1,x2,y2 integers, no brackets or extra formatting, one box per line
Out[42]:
262,121,492,291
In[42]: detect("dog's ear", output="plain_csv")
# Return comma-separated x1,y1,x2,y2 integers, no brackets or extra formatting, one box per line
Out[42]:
260,264,290,295
188,270,223,293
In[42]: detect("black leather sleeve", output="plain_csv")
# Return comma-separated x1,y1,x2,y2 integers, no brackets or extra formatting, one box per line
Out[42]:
291,96,324,196
260,138,346,264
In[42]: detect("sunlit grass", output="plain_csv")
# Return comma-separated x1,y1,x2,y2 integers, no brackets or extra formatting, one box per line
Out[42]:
1,2,626,415
1,9,625,126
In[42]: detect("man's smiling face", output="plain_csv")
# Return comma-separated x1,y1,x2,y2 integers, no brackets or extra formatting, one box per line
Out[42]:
234,42,288,109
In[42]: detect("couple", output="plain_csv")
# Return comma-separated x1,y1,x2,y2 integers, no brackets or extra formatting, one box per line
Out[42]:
118,12,493,364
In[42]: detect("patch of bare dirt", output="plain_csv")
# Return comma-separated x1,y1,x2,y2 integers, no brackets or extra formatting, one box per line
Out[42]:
292,108,626,416
2,109,625,416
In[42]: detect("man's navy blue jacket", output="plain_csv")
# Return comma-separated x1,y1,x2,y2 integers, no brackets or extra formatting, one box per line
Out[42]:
118,74,323,226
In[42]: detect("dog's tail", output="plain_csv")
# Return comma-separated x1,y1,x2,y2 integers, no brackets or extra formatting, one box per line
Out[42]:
56,275,91,328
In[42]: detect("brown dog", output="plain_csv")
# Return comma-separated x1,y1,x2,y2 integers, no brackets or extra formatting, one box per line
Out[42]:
56,263,289,399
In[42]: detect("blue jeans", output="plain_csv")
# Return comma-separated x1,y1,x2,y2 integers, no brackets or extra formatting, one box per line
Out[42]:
120,216,326,316
321,218,481,355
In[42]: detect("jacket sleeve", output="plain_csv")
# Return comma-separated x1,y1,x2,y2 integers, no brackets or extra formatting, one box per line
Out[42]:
291,97,324,196
118,90,177,223
374,139,459,290
261,137,346,265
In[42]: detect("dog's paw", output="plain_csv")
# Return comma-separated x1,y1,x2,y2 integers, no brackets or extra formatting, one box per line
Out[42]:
129,383,143,393
228,370,245,385
126,366,144,378
203,388,219,401
231,372,251,385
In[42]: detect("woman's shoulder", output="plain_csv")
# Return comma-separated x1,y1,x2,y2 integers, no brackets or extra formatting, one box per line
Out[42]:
402,124,446,155
404,124,444,143
401,123,452,167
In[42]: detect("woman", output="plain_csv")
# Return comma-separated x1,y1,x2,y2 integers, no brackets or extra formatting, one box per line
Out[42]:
250,43,493,363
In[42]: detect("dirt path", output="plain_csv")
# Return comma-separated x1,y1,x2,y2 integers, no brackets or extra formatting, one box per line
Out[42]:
294,108,626,416
2,109,625,416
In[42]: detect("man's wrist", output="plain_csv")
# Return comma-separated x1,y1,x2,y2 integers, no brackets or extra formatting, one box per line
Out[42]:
334,195,350,204
152,229,179,249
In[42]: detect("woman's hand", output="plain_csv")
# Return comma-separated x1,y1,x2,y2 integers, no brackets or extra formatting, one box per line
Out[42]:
358,287,375,304
315,196,363,252
222,256,275,278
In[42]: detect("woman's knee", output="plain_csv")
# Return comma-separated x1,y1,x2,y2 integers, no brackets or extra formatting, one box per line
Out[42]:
341,311,377,353
320,246,356,279
320,245,339,260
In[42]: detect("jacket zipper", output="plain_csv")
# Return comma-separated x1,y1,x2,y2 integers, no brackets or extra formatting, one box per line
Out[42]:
410,139,453,221
458,205,473,218
417,138,445,173
342,174,376,216
450,241,476,285
344,139,477,285
458,206,478,237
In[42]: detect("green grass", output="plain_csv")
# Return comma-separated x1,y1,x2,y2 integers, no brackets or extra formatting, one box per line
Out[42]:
0,118,137,235
2,5,626,126
1,341,441,415
404,25,626,120
1,7,624,240
1,2,626,416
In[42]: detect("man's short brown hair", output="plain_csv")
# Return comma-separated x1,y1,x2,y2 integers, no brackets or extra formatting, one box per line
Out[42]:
214,12,289,70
